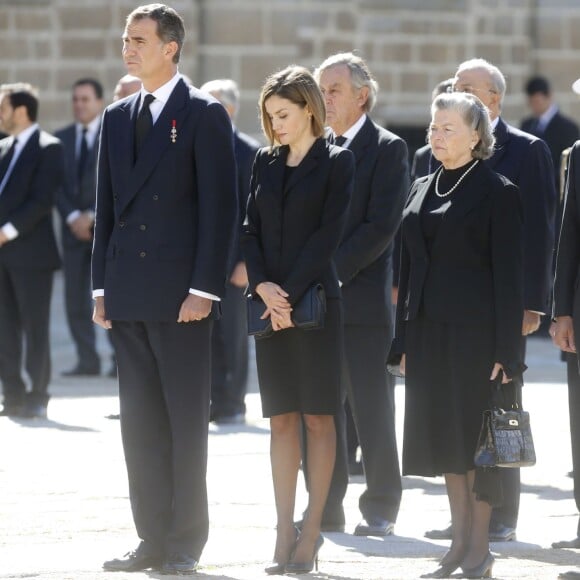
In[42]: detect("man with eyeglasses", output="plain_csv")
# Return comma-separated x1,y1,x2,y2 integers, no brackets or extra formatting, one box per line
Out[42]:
424,58,557,544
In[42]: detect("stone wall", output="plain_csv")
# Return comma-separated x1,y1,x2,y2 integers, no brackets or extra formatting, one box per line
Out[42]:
1,0,580,139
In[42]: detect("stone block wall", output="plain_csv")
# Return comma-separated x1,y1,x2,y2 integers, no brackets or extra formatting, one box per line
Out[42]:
0,0,579,138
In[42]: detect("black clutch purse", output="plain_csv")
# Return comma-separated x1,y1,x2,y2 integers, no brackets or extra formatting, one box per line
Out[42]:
474,378,536,468
246,283,326,339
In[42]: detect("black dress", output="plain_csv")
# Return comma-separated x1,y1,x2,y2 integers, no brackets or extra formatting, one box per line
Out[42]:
242,145,355,418
403,162,499,478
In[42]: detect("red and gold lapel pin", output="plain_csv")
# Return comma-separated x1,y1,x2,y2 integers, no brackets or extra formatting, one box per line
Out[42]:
171,120,177,143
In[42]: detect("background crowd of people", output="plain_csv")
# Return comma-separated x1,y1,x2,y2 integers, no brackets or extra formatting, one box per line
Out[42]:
0,2,579,578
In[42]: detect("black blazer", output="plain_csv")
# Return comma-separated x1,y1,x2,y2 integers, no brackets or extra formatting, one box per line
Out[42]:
334,117,408,326
229,128,260,271
242,138,354,304
554,141,580,328
0,130,63,271
521,110,579,190
411,143,433,182
92,78,238,321
54,123,100,233
393,161,524,368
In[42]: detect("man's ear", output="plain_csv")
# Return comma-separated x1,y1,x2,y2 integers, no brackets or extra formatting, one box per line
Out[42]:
358,86,369,109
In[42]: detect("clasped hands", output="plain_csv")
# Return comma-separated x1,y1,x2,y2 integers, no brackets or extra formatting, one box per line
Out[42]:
256,281,294,331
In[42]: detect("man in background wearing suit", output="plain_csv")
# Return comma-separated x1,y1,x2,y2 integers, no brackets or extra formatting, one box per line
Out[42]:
314,52,407,536
93,4,237,574
0,83,64,419
521,76,579,192
427,58,556,543
55,78,108,377
200,78,260,425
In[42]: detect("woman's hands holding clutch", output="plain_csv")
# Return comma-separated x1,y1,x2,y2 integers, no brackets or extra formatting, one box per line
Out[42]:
256,282,294,331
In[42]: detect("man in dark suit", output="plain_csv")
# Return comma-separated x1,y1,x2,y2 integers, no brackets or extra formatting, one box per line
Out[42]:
521,76,579,192
426,58,556,543
200,78,260,425
55,78,107,377
0,83,64,419
552,141,580,558
92,5,237,575
314,52,408,536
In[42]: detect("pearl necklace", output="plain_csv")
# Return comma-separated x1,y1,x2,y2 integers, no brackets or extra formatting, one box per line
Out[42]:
435,160,479,198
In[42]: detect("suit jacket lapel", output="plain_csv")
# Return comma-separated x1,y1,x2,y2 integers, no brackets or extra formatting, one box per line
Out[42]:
283,138,325,195
487,117,509,170
348,116,373,165
264,145,287,202
404,173,434,259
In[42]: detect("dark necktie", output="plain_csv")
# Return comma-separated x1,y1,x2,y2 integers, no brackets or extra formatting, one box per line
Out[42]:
0,138,17,185
135,93,155,159
77,127,88,185
335,135,347,147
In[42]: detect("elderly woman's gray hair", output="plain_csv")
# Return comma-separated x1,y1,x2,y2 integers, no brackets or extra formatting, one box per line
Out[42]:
431,92,495,160
314,52,379,113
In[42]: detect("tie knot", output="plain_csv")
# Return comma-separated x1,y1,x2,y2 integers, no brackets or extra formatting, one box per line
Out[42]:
142,94,155,109
81,126,88,136
334,135,347,147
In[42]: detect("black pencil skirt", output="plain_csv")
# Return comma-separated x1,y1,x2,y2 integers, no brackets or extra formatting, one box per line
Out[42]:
255,298,342,417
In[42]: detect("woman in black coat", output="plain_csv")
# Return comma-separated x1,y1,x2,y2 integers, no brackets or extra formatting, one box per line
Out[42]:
242,65,354,574
390,92,525,579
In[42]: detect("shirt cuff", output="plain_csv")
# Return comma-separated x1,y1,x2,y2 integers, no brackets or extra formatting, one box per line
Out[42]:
92,289,104,298
66,210,81,224
527,310,545,315
189,288,220,301
2,222,18,241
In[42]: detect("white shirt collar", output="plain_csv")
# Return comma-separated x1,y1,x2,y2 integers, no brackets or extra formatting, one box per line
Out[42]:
13,123,39,152
76,115,101,146
333,113,367,147
139,72,182,108
491,116,500,131
538,103,558,131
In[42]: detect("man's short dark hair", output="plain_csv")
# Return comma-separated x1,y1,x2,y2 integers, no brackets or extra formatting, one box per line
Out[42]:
0,83,39,122
73,78,104,100
127,3,185,64
525,76,551,97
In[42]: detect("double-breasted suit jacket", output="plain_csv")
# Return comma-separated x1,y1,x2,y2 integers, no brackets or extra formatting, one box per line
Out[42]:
92,78,237,320
0,129,64,407
243,138,354,304
393,161,524,370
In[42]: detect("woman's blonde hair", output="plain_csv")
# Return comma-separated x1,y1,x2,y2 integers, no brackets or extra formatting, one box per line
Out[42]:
259,65,326,147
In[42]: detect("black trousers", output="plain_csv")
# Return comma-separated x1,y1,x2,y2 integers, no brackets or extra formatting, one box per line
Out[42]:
62,239,101,370
343,325,402,521
210,282,248,417
567,353,580,536
0,262,53,406
111,318,212,559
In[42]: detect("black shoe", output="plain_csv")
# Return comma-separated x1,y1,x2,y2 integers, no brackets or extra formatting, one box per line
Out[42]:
0,404,23,417
285,534,324,574
105,413,120,420
61,364,100,377
425,524,452,540
420,560,461,578
354,516,394,537
461,551,494,578
21,402,47,419
103,543,162,572
488,524,516,542
559,572,580,579
160,552,198,575
553,537,580,549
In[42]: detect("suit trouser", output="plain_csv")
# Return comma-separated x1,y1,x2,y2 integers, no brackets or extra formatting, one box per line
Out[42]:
211,282,248,416
567,353,580,536
110,318,212,559
343,324,402,521
62,239,101,370
0,262,53,406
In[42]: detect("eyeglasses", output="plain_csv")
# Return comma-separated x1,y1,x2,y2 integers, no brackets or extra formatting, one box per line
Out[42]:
449,84,498,96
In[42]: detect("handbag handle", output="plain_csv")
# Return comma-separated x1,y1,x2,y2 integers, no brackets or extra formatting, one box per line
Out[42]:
490,373,522,411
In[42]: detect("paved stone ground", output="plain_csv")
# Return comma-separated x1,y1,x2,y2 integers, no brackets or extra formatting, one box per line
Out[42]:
0,272,578,579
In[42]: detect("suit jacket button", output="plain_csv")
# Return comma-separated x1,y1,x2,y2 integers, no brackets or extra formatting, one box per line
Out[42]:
139,224,146,231
153,194,159,200
113,195,118,200
139,251,146,258
119,221,125,228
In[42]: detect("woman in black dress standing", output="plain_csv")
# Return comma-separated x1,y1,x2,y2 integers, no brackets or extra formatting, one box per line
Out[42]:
242,65,354,574
390,92,525,579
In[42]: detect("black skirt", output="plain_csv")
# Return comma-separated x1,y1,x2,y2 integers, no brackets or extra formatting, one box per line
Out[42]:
255,299,342,417
403,313,495,477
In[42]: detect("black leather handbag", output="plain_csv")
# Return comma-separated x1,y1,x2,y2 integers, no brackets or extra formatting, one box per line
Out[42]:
246,283,326,339
474,378,536,468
